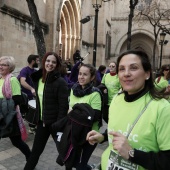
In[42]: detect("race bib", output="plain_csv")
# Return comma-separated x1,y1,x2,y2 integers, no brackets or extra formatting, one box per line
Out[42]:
106,150,138,170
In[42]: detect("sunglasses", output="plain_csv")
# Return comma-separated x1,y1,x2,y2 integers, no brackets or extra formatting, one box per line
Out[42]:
109,65,115,68
164,69,169,71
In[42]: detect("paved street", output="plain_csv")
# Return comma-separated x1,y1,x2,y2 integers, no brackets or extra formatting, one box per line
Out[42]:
0,121,108,170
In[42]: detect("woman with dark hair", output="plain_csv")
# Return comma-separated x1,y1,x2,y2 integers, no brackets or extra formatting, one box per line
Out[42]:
87,50,170,170
24,52,69,170
155,64,170,94
65,63,102,170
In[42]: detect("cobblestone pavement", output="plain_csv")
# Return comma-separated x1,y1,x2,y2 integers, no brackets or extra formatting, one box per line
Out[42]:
0,121,108,170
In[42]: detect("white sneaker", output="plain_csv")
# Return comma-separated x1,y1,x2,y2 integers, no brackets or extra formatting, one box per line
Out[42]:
28,128,36,135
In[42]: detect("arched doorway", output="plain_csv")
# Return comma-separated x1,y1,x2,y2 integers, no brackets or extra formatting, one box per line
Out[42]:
119,33,159,69
59,0,81,61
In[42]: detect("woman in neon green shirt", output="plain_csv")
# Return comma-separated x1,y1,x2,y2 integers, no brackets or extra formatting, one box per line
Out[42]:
0,56,30,161
155,64,170,91
155,65,170,102
87,50,170,170
67,64,102,170
101,62,121,123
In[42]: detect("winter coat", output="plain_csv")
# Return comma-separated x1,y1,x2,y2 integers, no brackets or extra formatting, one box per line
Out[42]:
0,98,19,138
30,69,69,125
51,103,95,168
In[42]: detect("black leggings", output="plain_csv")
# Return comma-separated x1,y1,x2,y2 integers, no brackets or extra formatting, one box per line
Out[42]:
65,142,97,170
24,121,55,170
9,135,31,160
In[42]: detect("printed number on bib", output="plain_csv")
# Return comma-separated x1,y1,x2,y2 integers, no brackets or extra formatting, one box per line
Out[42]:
107,150,138,170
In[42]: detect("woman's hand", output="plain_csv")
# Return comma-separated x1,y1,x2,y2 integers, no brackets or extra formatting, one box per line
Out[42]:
86,130,104,145
109,131,132,160
165,85,170,93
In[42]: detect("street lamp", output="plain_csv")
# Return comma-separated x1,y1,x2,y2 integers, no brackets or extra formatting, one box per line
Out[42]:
92,0,102,67
159,32,167,69
80,16,91,24
92,0,111,67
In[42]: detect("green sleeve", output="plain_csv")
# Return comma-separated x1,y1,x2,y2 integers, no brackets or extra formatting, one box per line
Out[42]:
156,103,170,150
10,77,21,95
90,92,101,111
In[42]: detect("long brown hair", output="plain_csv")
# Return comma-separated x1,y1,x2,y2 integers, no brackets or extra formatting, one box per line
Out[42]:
41,52,62,82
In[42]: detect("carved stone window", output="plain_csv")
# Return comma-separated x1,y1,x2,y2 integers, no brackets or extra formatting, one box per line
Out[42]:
136,0,152,11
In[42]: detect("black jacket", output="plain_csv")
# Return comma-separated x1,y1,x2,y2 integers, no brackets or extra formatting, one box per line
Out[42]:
0,98,20,138
30,69,69,125
97,83,108,106
52,103,95,168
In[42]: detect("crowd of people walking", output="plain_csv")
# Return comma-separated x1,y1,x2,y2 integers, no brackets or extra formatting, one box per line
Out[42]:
1,49,170,170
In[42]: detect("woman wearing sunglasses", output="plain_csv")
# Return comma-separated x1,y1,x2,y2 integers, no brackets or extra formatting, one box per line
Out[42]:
101,62,121,123
155,65,170,97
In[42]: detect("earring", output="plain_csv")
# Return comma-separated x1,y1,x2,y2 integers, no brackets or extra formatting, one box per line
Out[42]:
146,77,149,80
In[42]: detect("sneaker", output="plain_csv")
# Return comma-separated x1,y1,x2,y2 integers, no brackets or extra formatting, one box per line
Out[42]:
88,164,96,170
28,128,36,135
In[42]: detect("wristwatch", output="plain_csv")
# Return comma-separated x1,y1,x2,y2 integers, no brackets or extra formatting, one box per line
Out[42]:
128,149,134,160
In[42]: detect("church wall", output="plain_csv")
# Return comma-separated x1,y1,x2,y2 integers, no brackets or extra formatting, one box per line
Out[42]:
110,0,170,68
0,0,50,74
0,0,170,72
5,0,47,22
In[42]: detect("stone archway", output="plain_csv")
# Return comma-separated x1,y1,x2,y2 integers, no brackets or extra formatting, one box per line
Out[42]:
59,0,81,61
119,32,159,69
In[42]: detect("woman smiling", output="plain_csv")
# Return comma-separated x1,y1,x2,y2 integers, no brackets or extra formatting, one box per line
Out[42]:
66,64,102,170
24,52,69,170
87,50,170,170
0,56,31,161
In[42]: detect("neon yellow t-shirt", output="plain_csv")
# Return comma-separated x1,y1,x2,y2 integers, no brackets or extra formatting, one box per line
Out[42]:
0,77,21,98
155,76,168,91
38,78,44,120
101,93,170,170
69,89,101,131
101,73,121,105
155,76,170,102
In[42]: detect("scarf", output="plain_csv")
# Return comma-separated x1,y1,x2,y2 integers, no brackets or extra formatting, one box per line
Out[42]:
2,73,28,141
72,82,98,97
2,73,12,99
110,72,116,76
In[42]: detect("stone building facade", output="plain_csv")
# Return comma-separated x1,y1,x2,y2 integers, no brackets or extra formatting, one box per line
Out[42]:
0,0,170,73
